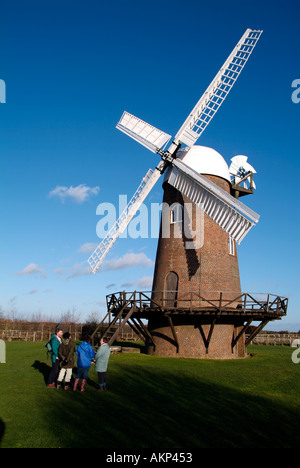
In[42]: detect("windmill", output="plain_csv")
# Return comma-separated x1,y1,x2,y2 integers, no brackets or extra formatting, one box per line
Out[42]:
87,29,288,358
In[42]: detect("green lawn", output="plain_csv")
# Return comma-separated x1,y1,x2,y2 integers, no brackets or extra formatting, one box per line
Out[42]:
0,341,300,448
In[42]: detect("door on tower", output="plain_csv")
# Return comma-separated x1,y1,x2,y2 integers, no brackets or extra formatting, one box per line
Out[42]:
164,271,179,308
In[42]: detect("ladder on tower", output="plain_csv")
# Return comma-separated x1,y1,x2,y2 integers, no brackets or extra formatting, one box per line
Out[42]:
91,292,136,346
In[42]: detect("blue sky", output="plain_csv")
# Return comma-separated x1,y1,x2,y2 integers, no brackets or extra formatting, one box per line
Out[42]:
1,0,299,330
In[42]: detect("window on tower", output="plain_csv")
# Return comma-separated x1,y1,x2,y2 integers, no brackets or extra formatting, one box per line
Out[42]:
228,236,235,256
170,203,183,224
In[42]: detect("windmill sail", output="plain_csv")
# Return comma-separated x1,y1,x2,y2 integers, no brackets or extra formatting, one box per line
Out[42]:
88,164,163,274
116,111,171,153
173,29,262,148
168,159,260,244
87,29,262,272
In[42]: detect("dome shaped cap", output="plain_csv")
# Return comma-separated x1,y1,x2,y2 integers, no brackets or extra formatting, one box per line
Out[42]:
175,145,231,182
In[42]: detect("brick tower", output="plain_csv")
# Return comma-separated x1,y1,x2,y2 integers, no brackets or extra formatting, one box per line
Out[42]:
148,145,245,359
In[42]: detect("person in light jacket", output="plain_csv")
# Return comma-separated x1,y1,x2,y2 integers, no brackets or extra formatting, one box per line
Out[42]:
73,335,95,392
95,337,111,391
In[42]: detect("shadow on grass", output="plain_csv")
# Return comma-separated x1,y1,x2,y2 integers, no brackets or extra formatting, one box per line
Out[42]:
36,359,300,448
31,361,98,389
0,419,5,447
32,360,51,385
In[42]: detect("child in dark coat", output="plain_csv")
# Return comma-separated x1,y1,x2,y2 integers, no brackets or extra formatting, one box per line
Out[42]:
57,332,75,390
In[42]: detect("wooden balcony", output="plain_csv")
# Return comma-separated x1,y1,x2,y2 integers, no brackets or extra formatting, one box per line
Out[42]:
91,291,288,350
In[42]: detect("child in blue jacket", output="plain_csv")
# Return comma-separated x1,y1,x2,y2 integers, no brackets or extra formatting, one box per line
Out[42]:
73,335,95,392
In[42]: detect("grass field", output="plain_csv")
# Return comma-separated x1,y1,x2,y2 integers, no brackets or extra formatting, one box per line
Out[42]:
0,341,300,448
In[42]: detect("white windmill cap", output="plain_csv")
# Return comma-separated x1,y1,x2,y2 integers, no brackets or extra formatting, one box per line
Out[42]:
175,145,231,182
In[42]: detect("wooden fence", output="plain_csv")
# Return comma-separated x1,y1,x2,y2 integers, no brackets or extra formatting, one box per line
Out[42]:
0,329,82,342
0,328,139,343
250,333,300,346
2,325,296,346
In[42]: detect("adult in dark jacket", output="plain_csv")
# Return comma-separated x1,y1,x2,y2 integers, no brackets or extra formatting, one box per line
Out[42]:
57,332,75,390
46,328,63,388
73,335,95,392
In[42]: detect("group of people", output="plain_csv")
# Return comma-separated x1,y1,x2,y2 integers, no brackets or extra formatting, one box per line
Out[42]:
46,328,111,392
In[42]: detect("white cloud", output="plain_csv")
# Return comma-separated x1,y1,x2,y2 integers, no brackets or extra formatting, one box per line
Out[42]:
48,184,100,204
77,242,98,254
104,252,154,271
15,263,46,278
137,276,153,288
62,252,154,281
121,281,135,288
55,268,64,275
66,262,92,280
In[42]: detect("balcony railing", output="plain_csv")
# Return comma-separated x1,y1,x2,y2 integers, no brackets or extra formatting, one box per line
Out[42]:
106,290,288,319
